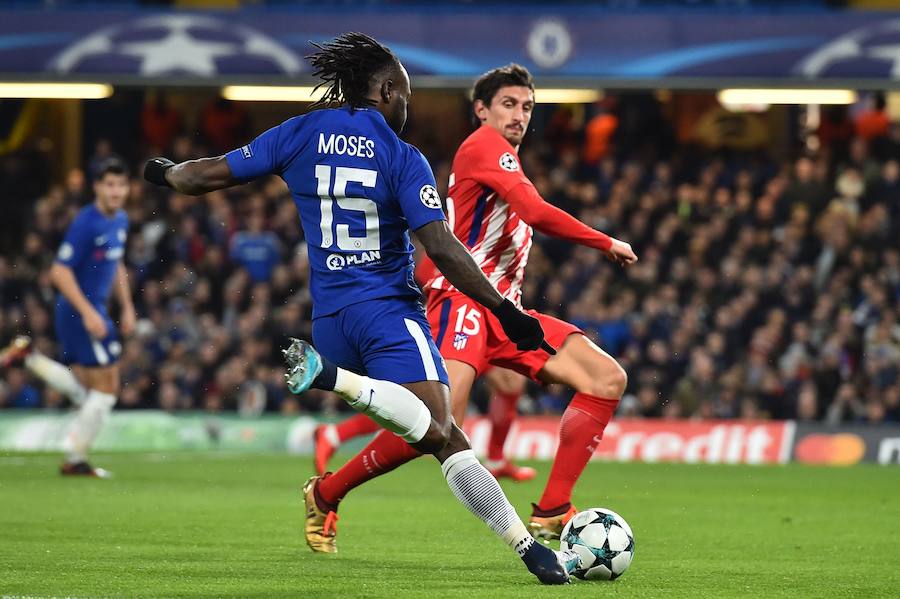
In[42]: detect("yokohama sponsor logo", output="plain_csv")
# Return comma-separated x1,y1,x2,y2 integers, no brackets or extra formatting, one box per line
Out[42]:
461,418,793,465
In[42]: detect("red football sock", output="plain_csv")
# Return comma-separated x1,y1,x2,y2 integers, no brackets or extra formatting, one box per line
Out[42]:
537,393,619,512
487,391,519,462
335,413,381,442
316,430,421,511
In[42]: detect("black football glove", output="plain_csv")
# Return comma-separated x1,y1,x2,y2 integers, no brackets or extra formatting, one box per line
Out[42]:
492,299,556,354
143,157,175,188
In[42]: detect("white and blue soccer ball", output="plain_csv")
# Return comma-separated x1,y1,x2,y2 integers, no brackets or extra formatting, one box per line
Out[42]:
560,508,635,581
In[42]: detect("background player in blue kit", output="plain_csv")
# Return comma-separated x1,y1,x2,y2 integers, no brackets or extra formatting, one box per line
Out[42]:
143,33,577,584
0,159,135,477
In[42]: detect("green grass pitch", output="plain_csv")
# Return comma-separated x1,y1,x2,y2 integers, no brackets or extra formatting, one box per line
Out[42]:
1,452,898,598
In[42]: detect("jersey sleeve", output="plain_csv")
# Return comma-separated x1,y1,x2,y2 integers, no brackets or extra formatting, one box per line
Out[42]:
505,184,613,251
466,131,532,196
465,129,613,251
225,122,286,182
55,213,91,268
393,143,446,231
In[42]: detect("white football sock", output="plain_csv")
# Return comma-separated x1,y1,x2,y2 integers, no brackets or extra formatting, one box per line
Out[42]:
441,449,535,557
332,369,431,444
24,352,87,405
66,390,116,463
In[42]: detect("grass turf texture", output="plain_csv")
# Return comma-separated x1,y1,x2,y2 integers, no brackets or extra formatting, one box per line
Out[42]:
1,453,898,598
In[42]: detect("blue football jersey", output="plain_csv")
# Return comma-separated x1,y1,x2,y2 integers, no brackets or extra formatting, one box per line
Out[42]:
225,106,445,318
55,204,128,310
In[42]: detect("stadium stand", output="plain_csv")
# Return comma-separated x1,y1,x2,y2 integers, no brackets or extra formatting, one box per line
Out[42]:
0,96,897,424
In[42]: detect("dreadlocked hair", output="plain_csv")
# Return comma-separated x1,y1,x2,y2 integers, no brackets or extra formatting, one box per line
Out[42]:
307,33,399,110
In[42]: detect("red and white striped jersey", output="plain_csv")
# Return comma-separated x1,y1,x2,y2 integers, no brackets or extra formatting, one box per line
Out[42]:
427,126,535,306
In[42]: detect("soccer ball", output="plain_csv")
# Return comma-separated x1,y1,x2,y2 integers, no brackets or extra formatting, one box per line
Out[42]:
560,508,635,580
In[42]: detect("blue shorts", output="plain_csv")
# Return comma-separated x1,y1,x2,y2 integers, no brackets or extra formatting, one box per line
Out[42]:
54,303,121,367
312,297,449,386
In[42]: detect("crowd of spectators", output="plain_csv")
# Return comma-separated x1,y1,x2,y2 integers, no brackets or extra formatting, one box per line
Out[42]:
0,95,898,425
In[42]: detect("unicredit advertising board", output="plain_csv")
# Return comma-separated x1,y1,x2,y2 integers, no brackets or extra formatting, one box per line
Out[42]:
2,412,898,465
463,418,793,465
1,8,900,82
464,419,900,466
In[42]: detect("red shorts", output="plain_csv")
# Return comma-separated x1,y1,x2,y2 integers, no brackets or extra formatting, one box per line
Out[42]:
426,290,582,381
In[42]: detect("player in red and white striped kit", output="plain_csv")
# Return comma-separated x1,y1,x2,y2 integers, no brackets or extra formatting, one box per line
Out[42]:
313,64,637,541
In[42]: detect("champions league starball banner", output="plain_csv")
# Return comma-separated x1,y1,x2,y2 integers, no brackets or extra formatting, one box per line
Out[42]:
2,8,900,82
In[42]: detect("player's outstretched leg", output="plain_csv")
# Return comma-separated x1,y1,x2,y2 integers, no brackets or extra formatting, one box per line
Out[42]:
0,335,33,368
530,335,625,540
308,430,421,542
0,336,111,477
436,426,577,584
62,388,116,478
57,362,119,479
303,426,581,581
285,339,442,449
1,336,88,405
287,342,576,583
313,414,379,475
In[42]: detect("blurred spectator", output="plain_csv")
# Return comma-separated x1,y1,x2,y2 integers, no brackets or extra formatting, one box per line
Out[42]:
794,382,820,422
4,368,40,408
818,105,854,162
201,98,250,153
854,93,890,143
229,212,283,283
140,93,183,152
582,99,619,166
783,156,829,214
87,139,115,182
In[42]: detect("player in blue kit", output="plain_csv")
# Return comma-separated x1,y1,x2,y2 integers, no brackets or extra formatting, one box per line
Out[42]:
0,159,135,477
143,33,577,584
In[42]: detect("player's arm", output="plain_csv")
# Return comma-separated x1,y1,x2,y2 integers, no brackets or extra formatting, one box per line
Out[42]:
473,140,636,265
144,156,237,196
49,263,107,339
414,220,553,354
503,183,636,266
114,262,136,336
144,122,286,195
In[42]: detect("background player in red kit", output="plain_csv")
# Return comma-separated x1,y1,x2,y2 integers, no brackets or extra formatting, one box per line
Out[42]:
314,64,637,541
